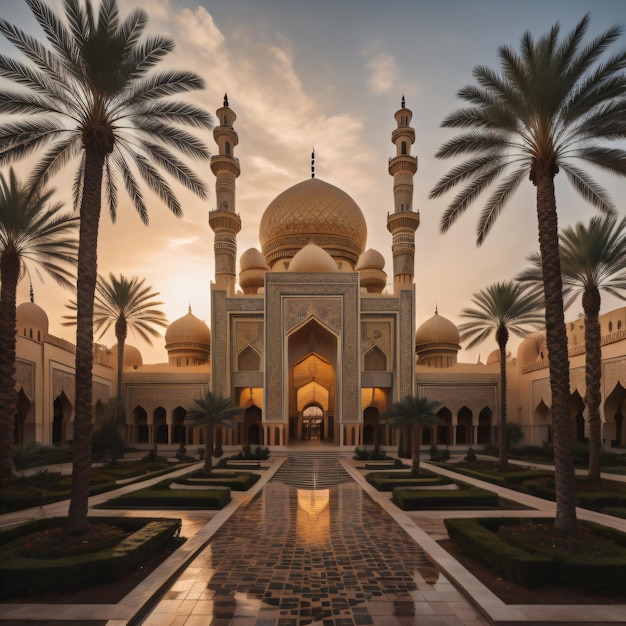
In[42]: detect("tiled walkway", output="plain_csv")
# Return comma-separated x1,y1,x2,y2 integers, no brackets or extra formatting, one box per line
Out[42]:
148,482,484,625
141,460,486,626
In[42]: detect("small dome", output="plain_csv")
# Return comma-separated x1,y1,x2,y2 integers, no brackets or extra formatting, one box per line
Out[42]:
415,311,460,348
165,308,211,366
17,301,49,341
415,311,460,368
239,247,269,294
165,308,210,346
240,247,269,271
517,332,548,367
288,241,338,272
110,343,143,368
356,248,385,270
486,349,500,364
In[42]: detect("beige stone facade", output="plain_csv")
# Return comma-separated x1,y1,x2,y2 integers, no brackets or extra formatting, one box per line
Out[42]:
11,99,626,454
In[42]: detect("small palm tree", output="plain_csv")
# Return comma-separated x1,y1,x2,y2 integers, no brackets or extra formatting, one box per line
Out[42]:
459,282,544,472
0,168,77,480
0,0,212,533
381,396,441,476
429,14,626,536
63,273,168,413
518,214,626,483
185,392,241,474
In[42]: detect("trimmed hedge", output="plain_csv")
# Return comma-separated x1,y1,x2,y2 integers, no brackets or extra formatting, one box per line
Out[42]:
0,516,181,599
445,517,626,594
96,481,231,509
179,470,260,491
366,470,449,492
393,484,498,510
451,464,552,487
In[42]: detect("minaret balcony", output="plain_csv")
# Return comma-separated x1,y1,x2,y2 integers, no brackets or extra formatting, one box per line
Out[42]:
209,209,242,233
391,126,415,145
210,155,241,177
386,210,420,233
213,125,239,145
388,155,418,176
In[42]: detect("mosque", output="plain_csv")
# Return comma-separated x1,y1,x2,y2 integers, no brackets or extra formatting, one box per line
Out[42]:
12,98,626,455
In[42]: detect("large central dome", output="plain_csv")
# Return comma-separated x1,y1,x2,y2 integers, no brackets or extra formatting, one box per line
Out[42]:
259,178,367,270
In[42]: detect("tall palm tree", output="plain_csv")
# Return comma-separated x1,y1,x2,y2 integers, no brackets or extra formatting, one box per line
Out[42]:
518,214,626,483
429,14,626,536
458,281,544,472
0,168,78,480
0,0,212,533
185,391,241,474
381,396,441,477
63,272,168,414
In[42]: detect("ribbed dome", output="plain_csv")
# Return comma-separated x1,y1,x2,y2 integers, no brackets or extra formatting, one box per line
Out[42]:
17,301,49,341
415,311,460,347
110,343,143,367
259,178,367,269
289,241,338,272
356,248,385,270
165,308,210,366
165,309,210,346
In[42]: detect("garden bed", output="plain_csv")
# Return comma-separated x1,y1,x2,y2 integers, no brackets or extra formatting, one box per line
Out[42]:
0,517,182,599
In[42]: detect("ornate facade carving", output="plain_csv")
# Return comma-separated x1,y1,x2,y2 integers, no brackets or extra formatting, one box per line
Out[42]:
15,360,34,399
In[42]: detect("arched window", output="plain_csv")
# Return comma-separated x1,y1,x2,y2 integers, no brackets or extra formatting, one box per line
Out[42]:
401,141,407,155
225,141,231,155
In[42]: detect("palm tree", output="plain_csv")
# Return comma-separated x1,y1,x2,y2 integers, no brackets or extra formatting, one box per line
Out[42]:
381,396,441,476
0,168,77,480
185,392,241,474
458,281,544,472
63,272,168,415
518,214,626,483
429,15,626,536
0,0,212,534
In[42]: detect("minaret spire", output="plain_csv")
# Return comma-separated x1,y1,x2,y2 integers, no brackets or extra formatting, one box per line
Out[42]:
387,96,420,294
311,148,315,179
209,95,242,295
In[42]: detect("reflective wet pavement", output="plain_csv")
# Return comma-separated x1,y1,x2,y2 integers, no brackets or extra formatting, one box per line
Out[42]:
142,474,487,625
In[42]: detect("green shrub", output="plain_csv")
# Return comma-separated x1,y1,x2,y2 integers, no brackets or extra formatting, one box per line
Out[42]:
0,517,181,599
366,470,448,492
392,485,498,510
445,518,557,587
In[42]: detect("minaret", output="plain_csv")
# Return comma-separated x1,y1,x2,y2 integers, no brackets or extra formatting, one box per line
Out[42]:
387,96,420,294
209,94,241,295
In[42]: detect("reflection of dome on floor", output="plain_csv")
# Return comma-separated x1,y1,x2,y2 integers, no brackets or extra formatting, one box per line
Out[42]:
259,178,367,270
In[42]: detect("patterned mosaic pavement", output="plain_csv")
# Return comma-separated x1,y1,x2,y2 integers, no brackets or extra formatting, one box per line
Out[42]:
148,480,487,625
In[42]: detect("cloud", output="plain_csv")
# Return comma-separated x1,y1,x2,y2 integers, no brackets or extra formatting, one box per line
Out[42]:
363,43,399,95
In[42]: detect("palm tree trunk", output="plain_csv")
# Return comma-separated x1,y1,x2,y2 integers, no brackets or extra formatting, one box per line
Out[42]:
535,168,577,536
496,326,509,472
66,148,105,535
0,251,20,479
115,316,127,424
410,425,420,476
583,287,602,483
204,421,213,474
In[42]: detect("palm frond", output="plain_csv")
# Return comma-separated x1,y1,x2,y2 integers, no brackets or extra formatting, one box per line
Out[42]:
434,131,508,159
560,163,615,213
128,70,206,104
142,142,208,201
477,167,526,245
135,100,214,129
135,118,210,159
131,152,181,216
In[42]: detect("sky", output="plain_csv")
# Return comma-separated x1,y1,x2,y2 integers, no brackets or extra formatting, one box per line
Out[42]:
1,0,625,364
